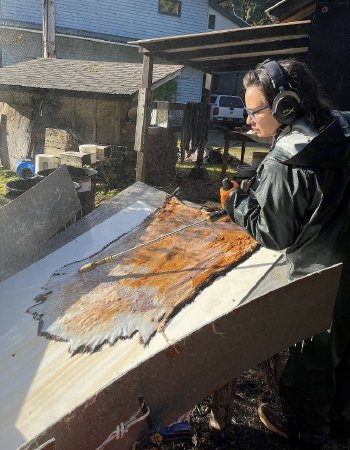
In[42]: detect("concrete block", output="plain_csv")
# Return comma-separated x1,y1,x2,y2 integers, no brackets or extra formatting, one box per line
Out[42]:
60,151,91,167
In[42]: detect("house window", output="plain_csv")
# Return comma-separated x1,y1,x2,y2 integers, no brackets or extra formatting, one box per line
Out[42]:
208,14,216,30
159,0,182,17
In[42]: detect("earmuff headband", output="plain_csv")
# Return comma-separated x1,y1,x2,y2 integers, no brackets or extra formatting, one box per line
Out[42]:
261,60,301,124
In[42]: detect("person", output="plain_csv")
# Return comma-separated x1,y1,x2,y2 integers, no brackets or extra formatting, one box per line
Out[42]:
220,59,350,446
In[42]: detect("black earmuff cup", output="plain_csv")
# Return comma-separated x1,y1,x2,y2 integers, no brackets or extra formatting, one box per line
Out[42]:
272,91,300,125
262,61,301,125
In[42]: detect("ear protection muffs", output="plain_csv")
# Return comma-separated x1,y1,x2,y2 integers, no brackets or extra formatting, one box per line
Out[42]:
262,60,301,125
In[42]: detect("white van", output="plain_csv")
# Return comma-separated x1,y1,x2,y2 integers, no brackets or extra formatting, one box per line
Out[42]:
210,94,245,127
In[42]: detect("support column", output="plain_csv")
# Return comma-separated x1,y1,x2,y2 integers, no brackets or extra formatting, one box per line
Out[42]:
196,72,212,167
203,72,213,104
43,0,56,58
135,53,154,182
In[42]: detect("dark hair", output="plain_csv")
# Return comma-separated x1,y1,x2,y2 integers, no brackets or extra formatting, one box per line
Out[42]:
243,59,332,130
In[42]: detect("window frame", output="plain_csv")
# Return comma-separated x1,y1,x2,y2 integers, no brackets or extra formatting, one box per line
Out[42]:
158,0,182,17
208,14,216,30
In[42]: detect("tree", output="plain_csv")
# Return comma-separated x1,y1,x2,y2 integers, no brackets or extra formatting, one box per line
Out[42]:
216,0,277,26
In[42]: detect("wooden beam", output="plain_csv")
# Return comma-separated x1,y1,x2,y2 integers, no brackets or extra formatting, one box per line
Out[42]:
35,438,56,450
42,0,56,58
133,21,311,53
152,33,309,55
280,5,316,23
135,54,153,182
167,37,309,62
189,51,308,73
266,0,315,23
191,46,309,62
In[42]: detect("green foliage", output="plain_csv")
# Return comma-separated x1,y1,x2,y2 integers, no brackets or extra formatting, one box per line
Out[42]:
0,167,18,198
217,0,276,26
153,79,177,102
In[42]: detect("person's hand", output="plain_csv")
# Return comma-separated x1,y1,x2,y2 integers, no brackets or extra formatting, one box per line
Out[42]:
220,180,239,208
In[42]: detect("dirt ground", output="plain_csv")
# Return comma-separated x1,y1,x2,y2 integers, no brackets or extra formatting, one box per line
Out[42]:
158,152,350,450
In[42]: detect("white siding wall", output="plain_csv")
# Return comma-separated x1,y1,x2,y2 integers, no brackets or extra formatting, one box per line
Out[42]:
3,0,209,39
208,7,240,30
2,32,41,66
2,31,140,67
176,68,203,103
2,0,42,23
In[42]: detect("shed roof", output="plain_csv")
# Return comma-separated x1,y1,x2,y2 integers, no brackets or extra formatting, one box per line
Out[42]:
0,58,182,97
265,0,315,23
129,20,311,73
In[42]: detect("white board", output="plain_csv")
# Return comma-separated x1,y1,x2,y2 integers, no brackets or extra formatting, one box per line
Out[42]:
0,198,280,449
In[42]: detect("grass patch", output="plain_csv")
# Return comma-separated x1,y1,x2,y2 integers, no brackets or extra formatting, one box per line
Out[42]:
176,161,236,180
94,186,119,208
0,167,18,198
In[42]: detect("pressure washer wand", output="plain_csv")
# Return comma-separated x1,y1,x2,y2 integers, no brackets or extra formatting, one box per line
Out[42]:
78,209,226,273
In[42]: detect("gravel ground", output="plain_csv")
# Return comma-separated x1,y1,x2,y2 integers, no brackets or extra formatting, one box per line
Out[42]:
162,359,350,450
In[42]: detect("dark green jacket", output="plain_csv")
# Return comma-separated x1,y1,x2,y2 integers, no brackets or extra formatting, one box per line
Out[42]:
225,112,350,316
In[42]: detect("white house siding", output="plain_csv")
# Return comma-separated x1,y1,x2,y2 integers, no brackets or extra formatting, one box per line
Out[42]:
176,67,203,103
208,7,240,31
56,37,140,64
2,0,42,24
1,31,140,67
2,31,41,66
2,0,209,39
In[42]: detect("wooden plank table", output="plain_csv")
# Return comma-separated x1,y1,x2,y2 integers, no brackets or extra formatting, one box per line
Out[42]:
0,182,341,450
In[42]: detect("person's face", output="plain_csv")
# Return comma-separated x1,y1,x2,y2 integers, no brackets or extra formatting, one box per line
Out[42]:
245,85,281,137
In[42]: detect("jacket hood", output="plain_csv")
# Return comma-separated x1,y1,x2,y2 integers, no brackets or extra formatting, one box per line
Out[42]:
271,111,350,169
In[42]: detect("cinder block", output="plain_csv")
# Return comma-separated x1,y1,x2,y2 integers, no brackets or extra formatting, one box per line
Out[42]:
96,145,112,160
96,145,128,160
60,151,91,168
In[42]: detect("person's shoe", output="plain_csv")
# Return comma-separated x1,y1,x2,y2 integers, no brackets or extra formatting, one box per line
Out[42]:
258,403,289,439
258,404,329,446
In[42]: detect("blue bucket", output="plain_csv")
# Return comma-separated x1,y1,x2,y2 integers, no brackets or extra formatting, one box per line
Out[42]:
15,160,35,178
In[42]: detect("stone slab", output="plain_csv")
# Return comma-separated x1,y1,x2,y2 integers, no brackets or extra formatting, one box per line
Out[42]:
0,165,81,282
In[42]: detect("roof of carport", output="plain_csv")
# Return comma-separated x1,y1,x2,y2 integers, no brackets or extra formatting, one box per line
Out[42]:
129,20,311,73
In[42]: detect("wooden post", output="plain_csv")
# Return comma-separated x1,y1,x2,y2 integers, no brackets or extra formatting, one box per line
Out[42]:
155,101,170,128
180,103,189,163
221,134,230,180
196,73,212,167
203,72,213,104
43,0,56,58
240,141,246,164
135,53,154,182
114,101,121,144
92,98,97,143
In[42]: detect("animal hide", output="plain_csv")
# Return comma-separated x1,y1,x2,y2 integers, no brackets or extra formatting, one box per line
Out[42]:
28,198,258,353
